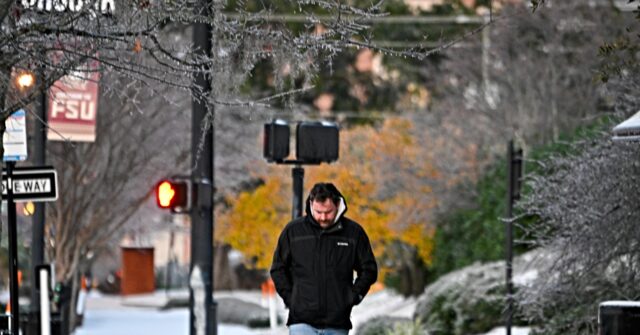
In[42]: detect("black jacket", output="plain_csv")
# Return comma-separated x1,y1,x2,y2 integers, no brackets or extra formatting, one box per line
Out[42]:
270,193,378,330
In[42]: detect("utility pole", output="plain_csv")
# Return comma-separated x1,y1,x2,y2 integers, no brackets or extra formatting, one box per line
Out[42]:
505,140,522,335
190,0,216,333
30,84,47,334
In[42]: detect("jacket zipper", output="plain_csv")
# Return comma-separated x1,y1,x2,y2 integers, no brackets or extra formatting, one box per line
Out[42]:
318,230,327,325
311,220,343,327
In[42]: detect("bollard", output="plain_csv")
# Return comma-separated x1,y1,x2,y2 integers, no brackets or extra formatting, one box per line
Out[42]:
75,276,88,327
267,279,277,329
40,269,51,335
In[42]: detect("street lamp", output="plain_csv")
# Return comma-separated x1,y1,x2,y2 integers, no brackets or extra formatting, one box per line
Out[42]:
10,67,51,335
2,67,38,335
14,70,35,91
22,202,35,216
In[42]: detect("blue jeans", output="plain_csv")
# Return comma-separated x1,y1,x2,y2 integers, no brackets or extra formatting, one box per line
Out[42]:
289,323,349,335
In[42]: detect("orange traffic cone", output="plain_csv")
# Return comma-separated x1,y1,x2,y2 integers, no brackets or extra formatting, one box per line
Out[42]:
266,279,276,297
260,281,268,307
5,271,22,314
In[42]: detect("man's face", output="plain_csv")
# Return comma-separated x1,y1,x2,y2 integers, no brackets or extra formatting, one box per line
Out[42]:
311,198,338,229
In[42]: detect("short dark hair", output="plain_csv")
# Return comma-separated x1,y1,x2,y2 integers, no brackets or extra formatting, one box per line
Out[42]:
309,183,341,206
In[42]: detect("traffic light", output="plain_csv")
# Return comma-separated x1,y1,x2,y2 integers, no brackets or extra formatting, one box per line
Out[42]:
263,120,290,162
156,178,190,212
296,121,339,163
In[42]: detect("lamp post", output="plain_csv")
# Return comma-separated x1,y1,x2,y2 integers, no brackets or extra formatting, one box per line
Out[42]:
2,68,35,335
8,67,49,335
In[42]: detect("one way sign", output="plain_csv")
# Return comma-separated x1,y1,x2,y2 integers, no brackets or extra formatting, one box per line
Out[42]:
2,166,58,202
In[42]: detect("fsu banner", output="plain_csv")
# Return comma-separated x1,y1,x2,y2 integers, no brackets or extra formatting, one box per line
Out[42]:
47,63,99,142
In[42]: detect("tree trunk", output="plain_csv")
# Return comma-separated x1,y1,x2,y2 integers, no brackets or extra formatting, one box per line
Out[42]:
54,280,72,335
213,244,235,290
68,271,80,331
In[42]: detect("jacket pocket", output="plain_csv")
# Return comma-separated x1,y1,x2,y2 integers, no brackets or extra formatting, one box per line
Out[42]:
326,283,353,325
291,281,319,317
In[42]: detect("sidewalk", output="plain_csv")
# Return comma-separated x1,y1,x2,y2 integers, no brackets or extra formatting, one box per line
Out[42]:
83,288,417,334
79,289,530,335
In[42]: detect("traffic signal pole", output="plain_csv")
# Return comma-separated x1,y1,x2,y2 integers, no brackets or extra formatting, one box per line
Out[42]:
190,0,216,333
291,166,304,219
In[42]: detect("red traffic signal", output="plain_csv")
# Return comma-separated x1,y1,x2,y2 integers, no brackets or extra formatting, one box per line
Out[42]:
156,179,189,211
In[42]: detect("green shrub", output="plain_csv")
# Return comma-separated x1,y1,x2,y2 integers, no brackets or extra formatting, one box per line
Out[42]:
385,318,427,335
356,317,412,335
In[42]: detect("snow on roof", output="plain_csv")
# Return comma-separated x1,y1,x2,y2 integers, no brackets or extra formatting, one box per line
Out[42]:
612,111,640,141
599,301,640,308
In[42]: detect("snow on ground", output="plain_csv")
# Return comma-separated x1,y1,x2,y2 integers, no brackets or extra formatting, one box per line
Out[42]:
352,289,417,332
76,289,416,335
481,326,531,335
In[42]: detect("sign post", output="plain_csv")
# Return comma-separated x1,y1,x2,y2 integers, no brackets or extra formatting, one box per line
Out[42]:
2,165,58,334
6,162,19,335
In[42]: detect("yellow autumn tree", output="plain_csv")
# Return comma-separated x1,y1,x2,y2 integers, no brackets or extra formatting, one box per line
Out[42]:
356,118,438,266
216,178,290,269
217,116,441,275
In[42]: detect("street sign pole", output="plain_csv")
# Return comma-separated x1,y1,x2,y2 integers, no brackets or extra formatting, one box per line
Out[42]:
0,163,57,335
6,161,20,335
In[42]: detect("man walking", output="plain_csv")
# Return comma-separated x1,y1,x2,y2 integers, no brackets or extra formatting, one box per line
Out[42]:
270,182,378,334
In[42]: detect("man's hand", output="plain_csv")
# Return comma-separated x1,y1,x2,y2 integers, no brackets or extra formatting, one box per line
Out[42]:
351,289,364,306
